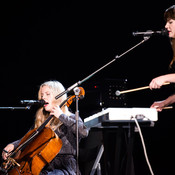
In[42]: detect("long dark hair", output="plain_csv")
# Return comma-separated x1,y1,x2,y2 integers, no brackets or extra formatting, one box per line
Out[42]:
164,5,175,69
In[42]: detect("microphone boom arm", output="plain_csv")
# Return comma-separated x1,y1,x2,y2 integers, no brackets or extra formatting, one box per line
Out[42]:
55,37,150,100
0,106,31,110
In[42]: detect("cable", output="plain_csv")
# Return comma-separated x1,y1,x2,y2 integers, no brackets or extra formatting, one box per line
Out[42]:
132,116,154,175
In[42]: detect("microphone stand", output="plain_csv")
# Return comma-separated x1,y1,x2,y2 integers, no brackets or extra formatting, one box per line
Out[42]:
0,101,42,110
73,87,81,175
54,36,150,175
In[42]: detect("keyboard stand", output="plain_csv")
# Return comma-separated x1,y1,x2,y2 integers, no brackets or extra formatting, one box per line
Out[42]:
94,124,135,175
90,145,104,175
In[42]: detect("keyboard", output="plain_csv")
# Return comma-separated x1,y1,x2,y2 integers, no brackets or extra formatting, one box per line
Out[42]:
84,107,158,128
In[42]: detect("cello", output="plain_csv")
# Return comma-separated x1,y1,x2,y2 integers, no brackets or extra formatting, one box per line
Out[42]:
0,87,85,175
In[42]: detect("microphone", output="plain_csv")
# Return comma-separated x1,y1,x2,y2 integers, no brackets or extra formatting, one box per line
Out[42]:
132,28,168,37
20,99,45,106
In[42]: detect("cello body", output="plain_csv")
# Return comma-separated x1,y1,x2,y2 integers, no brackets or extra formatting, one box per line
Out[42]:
6,127,62,175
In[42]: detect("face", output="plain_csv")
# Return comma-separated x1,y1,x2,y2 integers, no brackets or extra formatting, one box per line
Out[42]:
165,19,175,38
40,85,55,112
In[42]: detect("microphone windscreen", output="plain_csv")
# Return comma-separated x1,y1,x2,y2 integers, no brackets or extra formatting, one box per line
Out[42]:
39,99,46,106
161,28,169,36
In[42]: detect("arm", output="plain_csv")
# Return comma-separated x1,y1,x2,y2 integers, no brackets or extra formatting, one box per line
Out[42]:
150,94,175,111
59,114,89,138
149,73,175,89
2,125,33,160
50,105,89,138
2,139,20,160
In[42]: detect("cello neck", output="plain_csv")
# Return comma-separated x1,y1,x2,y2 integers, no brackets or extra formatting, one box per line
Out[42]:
37,115,54,132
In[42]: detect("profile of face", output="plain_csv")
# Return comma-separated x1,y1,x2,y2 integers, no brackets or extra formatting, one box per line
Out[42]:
40,85,55,112
165,19,175,38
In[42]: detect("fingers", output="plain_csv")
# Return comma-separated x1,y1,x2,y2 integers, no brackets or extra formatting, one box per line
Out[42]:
50,105,63,118
150,101,165,112
149,80,161,90
2,144,14,160
150,105,162,112
149,76,167,90
2,150,9,160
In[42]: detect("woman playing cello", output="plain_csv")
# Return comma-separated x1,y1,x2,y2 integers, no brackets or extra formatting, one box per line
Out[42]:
1,80,89,175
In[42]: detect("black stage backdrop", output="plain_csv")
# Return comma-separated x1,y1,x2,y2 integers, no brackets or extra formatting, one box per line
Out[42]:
0,1,175,175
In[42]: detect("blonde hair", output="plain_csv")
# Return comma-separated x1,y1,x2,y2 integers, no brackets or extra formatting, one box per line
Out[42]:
34,80,70,130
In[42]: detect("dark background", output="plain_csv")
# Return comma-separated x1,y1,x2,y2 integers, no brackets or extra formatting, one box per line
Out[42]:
0,1,175,174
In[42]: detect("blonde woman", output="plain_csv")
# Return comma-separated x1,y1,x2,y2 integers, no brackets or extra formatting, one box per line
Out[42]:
2,80,89,175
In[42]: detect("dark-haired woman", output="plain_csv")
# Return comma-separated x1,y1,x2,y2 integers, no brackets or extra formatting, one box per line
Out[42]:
149,5,175,111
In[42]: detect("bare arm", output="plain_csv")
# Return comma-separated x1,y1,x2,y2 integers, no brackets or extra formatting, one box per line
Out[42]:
149,73,175,89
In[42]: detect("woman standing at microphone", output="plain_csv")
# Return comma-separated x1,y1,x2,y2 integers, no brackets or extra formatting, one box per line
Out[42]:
1,80,89,175
149,5,175,111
